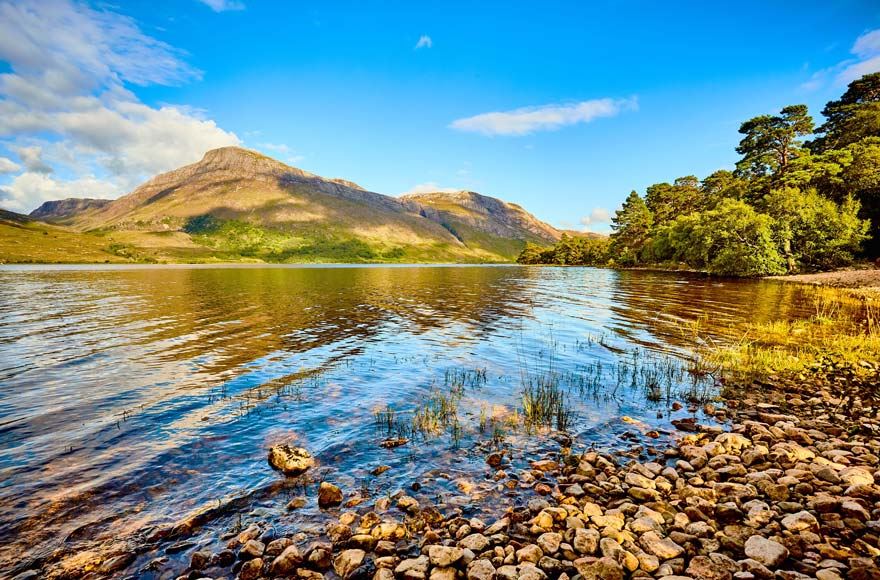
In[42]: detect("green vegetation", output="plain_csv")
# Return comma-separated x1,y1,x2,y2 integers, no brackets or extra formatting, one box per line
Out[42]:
519,73,880,276
182,216,463,263
518,234,610,266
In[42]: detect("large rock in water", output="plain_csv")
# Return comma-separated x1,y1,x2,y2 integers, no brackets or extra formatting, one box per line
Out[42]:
318,481,343,508
268,444,315,475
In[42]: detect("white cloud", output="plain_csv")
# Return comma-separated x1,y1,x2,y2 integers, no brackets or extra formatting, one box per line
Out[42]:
0,156,20,174
414,35,433,50
0,0,239,212
802,28,880,90
15,146,53,173
198,0,245,12
401,182,459,196
0,172,119,213
450,98,637,136
579,207,611,226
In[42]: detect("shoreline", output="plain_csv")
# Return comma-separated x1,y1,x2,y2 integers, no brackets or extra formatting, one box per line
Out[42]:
25,363,880,580
766,267,880,290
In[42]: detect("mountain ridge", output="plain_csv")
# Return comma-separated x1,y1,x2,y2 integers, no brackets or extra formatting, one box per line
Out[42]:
2,147,561,264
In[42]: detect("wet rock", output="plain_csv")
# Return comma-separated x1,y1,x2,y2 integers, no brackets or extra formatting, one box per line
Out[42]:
239,557,264,580
573,527,600,555
516,544,543,564
639,531,684,560
271,545,303,575
395,555,429,580
744,535,789,567
781,511,818,532
287,496,307,510
536,532,561,554
487,452,503,468
459,533,490,552
98,552,135,575
268,444,315,475
371,521,408,541
467,558,496,580
266,537,293,557
398,495,419,513
318,481,343,508
334,549,366,579
686,555,733,580
380,437,409,448
574,556,624,580
190,550,212,570
518,563,547,580
308,543,334,570
429,545,464,567
240,539,265,559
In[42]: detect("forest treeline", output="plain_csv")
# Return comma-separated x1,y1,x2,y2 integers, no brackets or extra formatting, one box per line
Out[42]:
518,73,880,276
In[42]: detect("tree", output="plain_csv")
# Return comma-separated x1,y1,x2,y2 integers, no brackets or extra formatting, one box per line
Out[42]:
811,73,880,152
700,170,750,207
657,200,785,276
516,242,553,264
645,176,703,225
610,191,653,265
763,187,867,271
779,148,852,201
735,105,813,181
841,137,880,256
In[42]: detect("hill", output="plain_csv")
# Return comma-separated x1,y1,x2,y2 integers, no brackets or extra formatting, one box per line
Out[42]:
401,190,560,258
29,198,112,223
0,147,560,264
0,209,129,264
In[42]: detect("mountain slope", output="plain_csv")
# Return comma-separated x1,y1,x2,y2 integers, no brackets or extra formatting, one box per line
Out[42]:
0,209,129,264
402,190,561,257
2,147,561,264
29,198,112,223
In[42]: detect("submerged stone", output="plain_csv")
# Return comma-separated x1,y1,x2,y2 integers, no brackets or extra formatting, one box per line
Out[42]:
267,444,315,475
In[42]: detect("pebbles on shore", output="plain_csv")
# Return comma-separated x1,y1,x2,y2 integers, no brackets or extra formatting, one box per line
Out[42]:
26,363,880,580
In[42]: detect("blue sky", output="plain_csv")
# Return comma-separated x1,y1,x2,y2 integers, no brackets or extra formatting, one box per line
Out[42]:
1,1,879,230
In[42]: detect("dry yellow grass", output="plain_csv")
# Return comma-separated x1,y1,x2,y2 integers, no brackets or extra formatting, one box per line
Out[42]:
702,286,880,379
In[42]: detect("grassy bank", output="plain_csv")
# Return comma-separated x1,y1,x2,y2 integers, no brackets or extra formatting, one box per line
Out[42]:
700,285,879,383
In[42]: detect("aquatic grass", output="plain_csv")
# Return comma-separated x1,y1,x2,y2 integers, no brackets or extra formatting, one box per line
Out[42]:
410,386,462,438
374,405,397,435
521,376,575,432
444,367,488,392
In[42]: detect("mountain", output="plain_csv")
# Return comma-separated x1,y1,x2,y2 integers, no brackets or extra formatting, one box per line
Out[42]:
1,147,560,264
402,190,560,257
29,198,112,223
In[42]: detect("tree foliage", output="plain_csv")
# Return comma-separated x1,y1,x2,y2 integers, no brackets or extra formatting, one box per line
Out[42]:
811,72,880,152
609,191,653,265
516,235,609,266
653,200,785,276
735,105,813,181
522,73,879,276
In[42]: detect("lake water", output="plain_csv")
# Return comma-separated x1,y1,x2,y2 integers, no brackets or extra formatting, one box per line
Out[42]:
0,265,816,576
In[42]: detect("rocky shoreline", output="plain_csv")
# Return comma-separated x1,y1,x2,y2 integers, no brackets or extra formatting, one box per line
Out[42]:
20,361,880,580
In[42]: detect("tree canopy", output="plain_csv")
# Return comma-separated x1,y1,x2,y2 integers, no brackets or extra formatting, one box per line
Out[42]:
518,73,879,276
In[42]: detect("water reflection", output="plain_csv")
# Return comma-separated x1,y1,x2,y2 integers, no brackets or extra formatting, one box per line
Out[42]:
0,265,815,573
